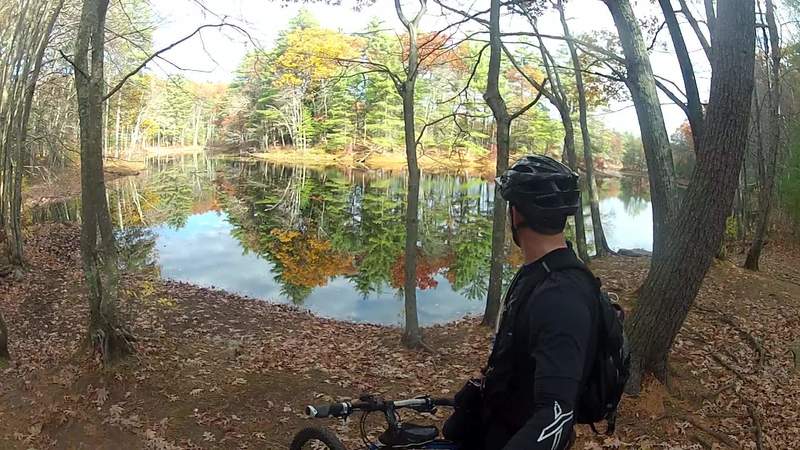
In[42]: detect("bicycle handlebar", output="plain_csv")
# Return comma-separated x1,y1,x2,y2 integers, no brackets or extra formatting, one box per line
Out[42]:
305,396,454,419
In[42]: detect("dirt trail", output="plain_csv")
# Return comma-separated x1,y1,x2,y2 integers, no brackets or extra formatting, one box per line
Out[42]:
1,224,798,449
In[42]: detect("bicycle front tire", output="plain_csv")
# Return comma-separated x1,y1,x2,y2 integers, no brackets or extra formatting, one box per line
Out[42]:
289,426,348,450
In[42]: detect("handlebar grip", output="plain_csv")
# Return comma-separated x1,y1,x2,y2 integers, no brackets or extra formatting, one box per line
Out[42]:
306,402,349,418
432,398,455,407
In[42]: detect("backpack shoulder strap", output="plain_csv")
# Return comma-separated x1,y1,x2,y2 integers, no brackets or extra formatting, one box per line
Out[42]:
539,247,601,292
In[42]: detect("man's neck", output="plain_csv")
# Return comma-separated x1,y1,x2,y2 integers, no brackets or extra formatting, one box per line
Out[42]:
520,232,568,265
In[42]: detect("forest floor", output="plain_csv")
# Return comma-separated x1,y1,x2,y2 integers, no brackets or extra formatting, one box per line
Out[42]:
1,223,799,449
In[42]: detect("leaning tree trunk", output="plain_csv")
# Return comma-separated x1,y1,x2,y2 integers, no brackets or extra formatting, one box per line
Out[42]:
744,0,780,271
604,0,679,264
74,0,133,364
0,310,9,362
558,1,611,257
625,0,755,393
482,0,510,328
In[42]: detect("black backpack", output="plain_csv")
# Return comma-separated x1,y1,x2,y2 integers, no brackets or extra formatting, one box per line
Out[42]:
538,258,631,435
576,285,630,435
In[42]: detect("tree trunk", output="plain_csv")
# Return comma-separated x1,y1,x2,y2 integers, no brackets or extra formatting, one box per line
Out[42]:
559,0,611,257
0,0,63,270
401,86,422,347
114,94,121,158
74,0,133,364
625,0,755,393
561,117,590,261
393,0,426,348
0,310,9,362
604,0,679,264
658,0,704,149
482,0,510,328
744,0,780,271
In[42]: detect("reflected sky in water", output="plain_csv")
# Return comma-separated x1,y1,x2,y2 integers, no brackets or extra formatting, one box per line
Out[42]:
153,211,486,325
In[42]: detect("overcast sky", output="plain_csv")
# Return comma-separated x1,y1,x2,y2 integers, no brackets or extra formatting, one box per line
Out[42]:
149,0,710,135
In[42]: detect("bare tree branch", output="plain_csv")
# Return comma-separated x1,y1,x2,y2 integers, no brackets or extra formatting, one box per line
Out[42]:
677,0,713,60
510,79,547,120
104,23,244,101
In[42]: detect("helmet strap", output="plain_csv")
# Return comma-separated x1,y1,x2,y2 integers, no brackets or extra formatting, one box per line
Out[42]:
509,207,526,247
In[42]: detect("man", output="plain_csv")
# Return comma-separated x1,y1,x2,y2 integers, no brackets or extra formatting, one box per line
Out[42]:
445,155,599,450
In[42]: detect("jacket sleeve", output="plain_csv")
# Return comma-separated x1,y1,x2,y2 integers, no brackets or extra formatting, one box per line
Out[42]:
502,281,593,450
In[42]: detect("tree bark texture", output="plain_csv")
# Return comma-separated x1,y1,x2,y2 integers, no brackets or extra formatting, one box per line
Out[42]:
605,0,679,264
74,0,133,363
482,0,510,328
0,310,9,362
744,0,780,271
625,0,755,392
558,0,611,257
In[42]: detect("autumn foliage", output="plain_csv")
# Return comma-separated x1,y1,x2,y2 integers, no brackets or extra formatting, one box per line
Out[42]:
269,228,353,288
390,249,453,290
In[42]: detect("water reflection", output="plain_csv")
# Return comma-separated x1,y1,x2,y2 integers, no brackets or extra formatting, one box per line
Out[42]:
28,154,653,325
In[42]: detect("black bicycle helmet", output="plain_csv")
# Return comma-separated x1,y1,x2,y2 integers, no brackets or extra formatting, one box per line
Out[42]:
497,155,580,232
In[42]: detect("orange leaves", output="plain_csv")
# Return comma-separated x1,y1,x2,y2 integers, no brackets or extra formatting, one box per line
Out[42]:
402,32,469,73
506,64,547,97
269,228,353,288
390,250,453,290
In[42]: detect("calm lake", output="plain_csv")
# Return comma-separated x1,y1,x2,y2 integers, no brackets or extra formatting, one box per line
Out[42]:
33,154,653,325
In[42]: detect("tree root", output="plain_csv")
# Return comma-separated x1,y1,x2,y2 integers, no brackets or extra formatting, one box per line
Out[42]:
744,401,765,450
682,415,737,448
693,305,766,368
701,381,736,400
91,326,136,365
710,353,747,381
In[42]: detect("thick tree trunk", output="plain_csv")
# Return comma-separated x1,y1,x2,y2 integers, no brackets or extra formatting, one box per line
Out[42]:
559,0,611,257
0,310,9,362
625,0,755,393
744,0,780,271
74,0,133,364
482,0,509,328
604,0,679,264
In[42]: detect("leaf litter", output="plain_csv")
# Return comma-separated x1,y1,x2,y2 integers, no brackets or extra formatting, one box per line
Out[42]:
0,223,798,449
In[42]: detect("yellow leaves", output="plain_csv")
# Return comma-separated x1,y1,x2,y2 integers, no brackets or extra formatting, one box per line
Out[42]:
274,27,361,89
269,227,352,288
270,228,300,243
156,297,177,308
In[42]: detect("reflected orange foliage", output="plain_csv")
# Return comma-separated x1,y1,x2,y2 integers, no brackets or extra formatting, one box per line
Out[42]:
390,250,454,290
270,228,354,288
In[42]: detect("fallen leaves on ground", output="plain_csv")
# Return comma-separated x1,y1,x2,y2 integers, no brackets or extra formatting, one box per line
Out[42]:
0,223,798,449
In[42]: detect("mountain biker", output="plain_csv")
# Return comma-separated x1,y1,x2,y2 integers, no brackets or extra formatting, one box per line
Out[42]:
444,155,599,450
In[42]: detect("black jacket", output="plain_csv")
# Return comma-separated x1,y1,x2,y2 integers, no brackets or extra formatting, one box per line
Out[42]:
481,247,598,450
